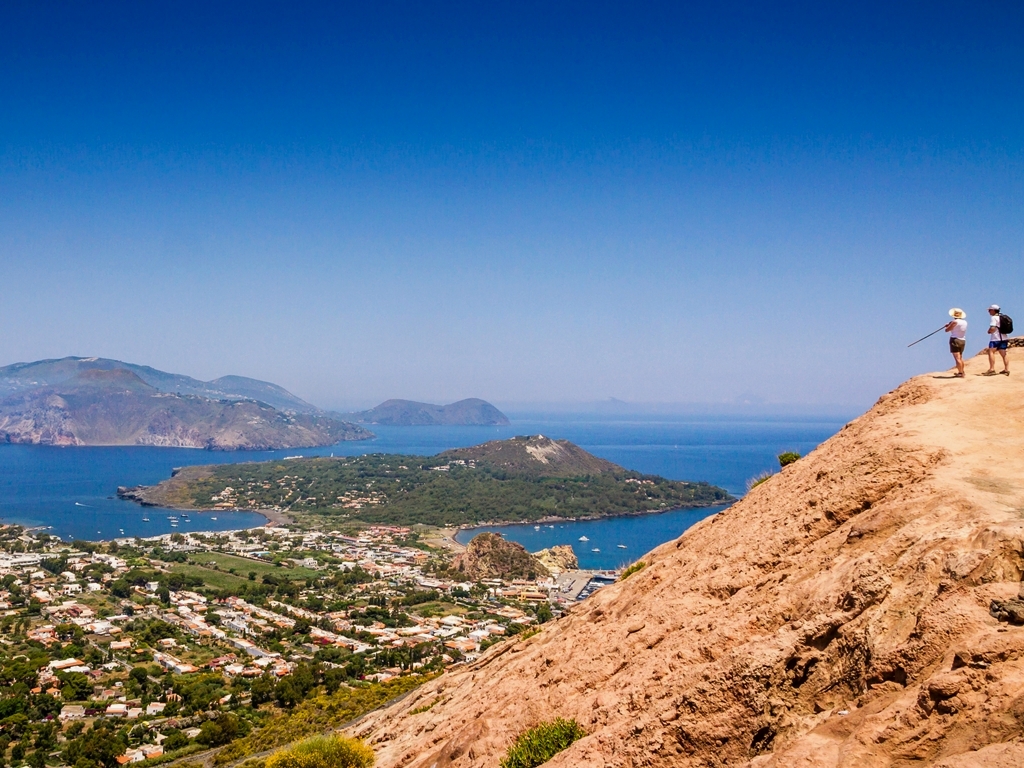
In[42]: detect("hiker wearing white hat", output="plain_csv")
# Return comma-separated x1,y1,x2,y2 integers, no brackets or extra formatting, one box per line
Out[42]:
985,304,1011,376
944,308,967,378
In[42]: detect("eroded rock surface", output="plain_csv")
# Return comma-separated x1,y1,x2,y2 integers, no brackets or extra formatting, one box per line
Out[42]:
350,349,1024,767
533,545,579,575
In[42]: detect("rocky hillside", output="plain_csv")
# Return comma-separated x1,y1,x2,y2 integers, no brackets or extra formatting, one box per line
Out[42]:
345,398,510,426
452,533,548,580
0,368,371,450
0,356,322,413
441,435,619,476
350,348,1024,767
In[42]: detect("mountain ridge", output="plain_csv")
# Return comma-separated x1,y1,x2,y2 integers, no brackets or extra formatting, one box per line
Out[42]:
440,434,619,476
348,347,1024,767
0,360,372,450
0,356,321,413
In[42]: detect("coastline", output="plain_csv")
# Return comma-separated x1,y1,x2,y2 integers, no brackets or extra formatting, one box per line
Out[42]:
451,501,735,543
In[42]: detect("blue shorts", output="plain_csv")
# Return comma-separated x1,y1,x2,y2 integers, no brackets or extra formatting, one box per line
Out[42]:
990,340,1009,350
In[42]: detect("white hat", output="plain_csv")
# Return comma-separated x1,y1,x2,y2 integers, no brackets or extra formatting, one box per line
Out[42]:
949,308,966,319
989,304,1001,311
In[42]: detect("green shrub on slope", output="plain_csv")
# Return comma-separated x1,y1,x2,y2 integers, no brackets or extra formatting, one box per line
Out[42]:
500,718,586,768
620,560,646,580
265,735,373,768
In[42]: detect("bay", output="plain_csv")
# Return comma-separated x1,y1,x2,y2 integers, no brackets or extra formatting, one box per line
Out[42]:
0,414,847,547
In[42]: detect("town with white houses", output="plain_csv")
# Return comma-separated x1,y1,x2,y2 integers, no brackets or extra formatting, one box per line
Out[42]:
0,522,616,768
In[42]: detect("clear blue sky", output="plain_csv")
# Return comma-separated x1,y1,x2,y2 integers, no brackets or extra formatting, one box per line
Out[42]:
1,1,1021,411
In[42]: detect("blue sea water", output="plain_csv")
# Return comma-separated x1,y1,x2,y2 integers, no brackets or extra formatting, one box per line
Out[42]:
0,415,847,550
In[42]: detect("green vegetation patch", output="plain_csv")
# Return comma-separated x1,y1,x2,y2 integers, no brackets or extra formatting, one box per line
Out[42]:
777,451,801,468
215,675,433,764
500,718,586,768
265,735,373,768
168,562,252,591
620,560,646,580
181,452,731,527
193,552,319,579
746,470,773,491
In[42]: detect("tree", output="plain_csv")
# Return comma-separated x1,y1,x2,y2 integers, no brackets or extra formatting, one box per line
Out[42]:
162,731,189,752
248,674,275,706
196,713,242,747
61,672,94,702
129,667,149,694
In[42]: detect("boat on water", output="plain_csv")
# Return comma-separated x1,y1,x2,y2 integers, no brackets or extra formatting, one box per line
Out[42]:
591,548,601,552
617,544,627,549
534,525,540,530
142,518,150,522
170,523,178,528
579,535,589,541
211,517,217,520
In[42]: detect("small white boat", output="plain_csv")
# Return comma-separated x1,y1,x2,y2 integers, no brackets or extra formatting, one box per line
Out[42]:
170,523,178,528
579,536,589,542
142,518,150,522
534,526,540,531
211,517,217,520
591,548,601,553
617,544,627,549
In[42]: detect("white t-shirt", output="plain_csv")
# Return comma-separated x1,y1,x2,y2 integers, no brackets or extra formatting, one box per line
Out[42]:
950,319,967,339
989,315,1007,342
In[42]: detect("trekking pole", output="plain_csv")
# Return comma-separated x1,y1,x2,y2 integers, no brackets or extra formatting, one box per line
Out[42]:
907,326,946,348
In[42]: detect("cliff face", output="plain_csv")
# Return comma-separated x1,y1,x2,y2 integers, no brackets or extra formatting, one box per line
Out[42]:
351,349,1024,767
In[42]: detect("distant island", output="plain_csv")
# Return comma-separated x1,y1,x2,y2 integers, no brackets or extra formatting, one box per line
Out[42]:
120,434,732,525
343,398,510,426
0,357,372,450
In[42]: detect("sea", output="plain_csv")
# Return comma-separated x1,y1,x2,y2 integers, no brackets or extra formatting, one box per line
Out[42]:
0,414,849,565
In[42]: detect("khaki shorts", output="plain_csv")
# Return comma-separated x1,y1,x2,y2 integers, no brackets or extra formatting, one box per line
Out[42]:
950,338,966,354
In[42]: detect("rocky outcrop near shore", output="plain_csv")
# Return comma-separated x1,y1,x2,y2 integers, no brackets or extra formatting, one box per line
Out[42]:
532,544,579,575
349,348,1024,767
452,533,549,580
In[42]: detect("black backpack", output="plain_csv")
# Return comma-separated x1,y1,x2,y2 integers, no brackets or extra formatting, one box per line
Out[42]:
999,314,1014,334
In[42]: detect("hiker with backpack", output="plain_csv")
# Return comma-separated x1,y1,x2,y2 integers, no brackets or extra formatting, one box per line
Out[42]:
985,304,1012,376
945,308,968,378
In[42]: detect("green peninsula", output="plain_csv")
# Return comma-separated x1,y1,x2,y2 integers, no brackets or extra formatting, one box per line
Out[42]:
123,435,732,527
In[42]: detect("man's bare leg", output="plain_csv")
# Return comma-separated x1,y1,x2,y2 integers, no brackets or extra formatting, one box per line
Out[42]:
987,347,997,373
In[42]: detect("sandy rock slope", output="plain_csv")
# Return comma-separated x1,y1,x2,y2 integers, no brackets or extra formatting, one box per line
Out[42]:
351,350,1024,767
